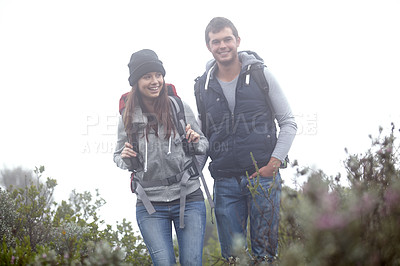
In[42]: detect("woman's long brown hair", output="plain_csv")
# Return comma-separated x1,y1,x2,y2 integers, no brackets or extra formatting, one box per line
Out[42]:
123,82,175,144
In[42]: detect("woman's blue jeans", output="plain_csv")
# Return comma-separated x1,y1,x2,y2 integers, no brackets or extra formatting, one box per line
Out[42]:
136,201,206,266
214,173,282,260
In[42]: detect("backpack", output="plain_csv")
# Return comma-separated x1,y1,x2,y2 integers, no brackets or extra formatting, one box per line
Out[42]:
118,84,214,228
194,51,289,168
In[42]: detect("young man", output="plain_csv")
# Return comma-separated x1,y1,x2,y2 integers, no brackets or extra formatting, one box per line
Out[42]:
195,17,297,263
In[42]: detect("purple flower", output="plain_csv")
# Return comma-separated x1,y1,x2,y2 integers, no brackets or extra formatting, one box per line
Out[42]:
315,213,347,230
321,192,340,212
360,193,376,213
350,192,377,216
384,188,400,210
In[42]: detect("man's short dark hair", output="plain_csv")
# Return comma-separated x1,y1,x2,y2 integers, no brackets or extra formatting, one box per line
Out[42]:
205,17,239,45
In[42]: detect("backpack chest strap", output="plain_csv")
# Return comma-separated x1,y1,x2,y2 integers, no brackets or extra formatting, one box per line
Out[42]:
131,163,197,228
134,162,198,188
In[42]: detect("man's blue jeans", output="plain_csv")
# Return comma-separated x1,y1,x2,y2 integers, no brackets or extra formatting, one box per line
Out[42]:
214,173,282,260
136,201,206,266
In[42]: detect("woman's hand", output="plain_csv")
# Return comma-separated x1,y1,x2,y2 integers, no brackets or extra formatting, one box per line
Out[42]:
121,142,137,158
185,124,200,143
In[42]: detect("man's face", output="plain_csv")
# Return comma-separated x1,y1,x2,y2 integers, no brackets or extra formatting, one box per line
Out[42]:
207,27,240,66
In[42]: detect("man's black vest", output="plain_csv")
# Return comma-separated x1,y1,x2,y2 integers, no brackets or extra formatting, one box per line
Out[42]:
196,67,277,177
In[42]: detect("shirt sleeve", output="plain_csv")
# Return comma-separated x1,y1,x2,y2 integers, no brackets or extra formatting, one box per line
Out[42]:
264,68,297,162
113,115,132,170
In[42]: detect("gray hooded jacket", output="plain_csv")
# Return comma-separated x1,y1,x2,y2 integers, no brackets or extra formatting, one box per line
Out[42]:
113,97,208,203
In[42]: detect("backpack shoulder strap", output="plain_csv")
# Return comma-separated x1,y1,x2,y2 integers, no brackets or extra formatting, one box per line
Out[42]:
169,95,186,138
194,77,208,138
118,92,140,170
250,63,269,93
169,95,215,215
249,63,274,115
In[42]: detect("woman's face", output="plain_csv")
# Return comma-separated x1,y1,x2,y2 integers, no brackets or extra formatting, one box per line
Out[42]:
137,72,164,101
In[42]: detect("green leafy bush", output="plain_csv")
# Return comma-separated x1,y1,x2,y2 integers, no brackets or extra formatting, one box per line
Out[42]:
2,125,400,265
0,187,19,248
0,166,151,265
201,125,400,265
279,125,400,265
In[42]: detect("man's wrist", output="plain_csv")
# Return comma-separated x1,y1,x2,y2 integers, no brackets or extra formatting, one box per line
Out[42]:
269,157,281,168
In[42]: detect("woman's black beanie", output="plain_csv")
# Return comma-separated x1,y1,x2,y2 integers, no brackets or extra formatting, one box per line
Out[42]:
128,49,166,86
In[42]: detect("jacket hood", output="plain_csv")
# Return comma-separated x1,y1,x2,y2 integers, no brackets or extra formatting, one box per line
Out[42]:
204,50,264,76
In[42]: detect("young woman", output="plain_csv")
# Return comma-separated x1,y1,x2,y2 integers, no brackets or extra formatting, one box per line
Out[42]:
113,49,208,266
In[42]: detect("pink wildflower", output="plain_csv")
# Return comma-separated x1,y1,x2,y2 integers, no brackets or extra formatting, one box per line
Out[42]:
360,193,377,213
321,192,340,212
315,213,347,230
350,192,377,216
384,188,400,210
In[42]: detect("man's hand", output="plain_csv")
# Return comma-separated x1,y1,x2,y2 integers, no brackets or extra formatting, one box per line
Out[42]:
249,157,281,179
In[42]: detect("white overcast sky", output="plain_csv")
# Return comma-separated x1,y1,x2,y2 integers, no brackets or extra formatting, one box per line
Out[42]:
1,0,399,227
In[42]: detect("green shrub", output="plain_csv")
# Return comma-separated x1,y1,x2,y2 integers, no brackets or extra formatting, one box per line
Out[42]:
279,125,400,265
3,125,399,265
0,188,19,248
0,166,151,265
201,125,400,265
